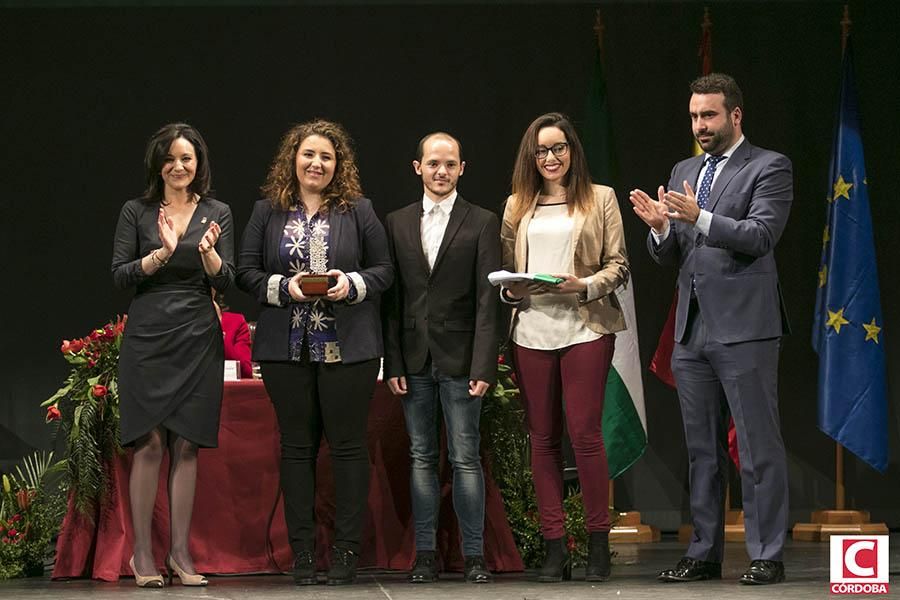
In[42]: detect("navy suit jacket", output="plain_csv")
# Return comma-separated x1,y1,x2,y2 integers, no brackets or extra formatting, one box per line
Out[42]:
236,198,393,364
648,139,792,344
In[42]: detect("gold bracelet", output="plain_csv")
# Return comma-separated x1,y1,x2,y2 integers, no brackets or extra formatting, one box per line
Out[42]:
151,249,169,267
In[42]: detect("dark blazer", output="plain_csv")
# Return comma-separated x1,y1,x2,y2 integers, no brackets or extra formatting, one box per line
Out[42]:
383,195,501,384
648,139,792,344
236,198,393,364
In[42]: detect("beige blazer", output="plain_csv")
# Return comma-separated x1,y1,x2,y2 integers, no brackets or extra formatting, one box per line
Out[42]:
500,184,629,336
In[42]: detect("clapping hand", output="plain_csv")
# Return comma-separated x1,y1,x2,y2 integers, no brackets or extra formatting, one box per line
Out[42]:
157,209,178,256
629,186,670,234
663,181,700,224
198,221,220,255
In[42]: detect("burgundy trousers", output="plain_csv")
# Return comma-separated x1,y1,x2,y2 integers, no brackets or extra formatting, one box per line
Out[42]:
512,335,615,538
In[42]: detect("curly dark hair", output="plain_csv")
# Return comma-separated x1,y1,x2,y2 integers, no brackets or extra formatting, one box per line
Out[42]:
142,123,211,204
261,119,363,213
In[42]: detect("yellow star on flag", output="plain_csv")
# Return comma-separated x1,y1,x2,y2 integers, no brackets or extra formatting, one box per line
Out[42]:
832,175,853,202
822,226,830,248
826,307,850,334
818,265,828,288
862,317,881,344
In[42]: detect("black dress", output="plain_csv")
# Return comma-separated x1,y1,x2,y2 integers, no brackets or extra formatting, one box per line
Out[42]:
111,197,235,448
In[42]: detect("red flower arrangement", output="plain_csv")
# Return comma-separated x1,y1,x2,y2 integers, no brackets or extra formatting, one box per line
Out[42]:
41,316,127,513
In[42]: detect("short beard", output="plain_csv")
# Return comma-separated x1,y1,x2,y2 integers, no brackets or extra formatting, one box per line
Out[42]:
698,121,735,155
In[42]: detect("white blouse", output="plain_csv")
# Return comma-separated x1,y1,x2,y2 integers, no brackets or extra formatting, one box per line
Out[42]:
512,203,602,350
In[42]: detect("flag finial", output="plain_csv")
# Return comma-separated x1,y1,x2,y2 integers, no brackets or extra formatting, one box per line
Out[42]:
698,7,713,75
593,9,605,54
841,4,852,51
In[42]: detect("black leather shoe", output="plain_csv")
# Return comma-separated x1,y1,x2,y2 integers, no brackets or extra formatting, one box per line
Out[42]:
464,555,492,583
739,560,785,585
325,546,358,585
657,557,722,582
292,550,317,585
408,551,438,583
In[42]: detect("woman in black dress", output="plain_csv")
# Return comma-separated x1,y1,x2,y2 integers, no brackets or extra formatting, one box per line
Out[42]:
112,123,234,587
237,120,392,586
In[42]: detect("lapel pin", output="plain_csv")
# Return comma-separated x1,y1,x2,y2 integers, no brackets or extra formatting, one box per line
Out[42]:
200,217,208,224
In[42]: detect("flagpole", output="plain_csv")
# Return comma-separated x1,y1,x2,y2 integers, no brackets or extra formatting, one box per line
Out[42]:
835,443,845,509
792,4,888,541
841,3,851,51
832,2,850,515
589,9,658,543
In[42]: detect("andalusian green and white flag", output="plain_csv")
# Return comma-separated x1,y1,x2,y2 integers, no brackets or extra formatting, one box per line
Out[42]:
604,283,647,478
582,25,648,478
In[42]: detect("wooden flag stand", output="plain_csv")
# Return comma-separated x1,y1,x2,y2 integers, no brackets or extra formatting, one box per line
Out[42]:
792,443,887,541
609,480,660,543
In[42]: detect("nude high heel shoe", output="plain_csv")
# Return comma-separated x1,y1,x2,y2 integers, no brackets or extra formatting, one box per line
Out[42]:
129,555,164,588
166,555,208,586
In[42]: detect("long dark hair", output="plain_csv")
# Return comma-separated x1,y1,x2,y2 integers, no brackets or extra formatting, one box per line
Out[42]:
508,112,593,227
142,123,211,203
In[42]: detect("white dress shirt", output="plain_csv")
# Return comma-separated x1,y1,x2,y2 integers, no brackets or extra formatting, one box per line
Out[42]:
653,134,746,243
420,191,457,270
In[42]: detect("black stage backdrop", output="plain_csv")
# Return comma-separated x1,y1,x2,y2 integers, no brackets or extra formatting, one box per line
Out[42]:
2,1,898,530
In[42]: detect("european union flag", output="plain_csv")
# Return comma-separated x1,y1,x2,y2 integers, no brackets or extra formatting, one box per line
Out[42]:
812,37,887,473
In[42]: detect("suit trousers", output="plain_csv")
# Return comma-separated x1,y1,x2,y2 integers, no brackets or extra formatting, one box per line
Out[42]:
512,336,615,538
672,300,789,562
260,357,379,555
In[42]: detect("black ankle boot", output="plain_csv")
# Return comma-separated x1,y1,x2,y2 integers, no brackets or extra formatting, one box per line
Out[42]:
292,549,317,585
537,537,571,582
326,546,358,585
585,531,611,581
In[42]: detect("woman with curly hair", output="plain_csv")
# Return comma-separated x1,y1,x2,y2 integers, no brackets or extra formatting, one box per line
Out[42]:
500,113,629,583
237,119,393,585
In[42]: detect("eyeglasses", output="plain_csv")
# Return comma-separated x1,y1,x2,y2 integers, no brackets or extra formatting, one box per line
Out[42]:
534,142,569,160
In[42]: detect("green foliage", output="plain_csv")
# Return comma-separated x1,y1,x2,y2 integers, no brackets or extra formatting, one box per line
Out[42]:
482,355,594,568
0,452,68,579
42,317,126,515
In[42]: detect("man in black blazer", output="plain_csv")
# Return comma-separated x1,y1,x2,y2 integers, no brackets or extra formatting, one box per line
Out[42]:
383,132,500,584
631,73,791,586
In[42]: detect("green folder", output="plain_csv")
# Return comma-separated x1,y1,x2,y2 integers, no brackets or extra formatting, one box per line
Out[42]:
532,274,564,285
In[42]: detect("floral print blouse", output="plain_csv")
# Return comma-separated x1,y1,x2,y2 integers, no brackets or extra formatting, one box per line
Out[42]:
277,205,357,363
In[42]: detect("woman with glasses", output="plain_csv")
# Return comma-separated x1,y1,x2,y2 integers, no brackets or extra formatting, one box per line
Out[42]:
500,112,629,583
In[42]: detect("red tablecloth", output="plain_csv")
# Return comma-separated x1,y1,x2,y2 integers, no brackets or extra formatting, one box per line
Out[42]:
52,380,524,580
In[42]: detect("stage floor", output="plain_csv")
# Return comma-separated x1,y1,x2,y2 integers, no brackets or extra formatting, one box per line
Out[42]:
3,534,898,599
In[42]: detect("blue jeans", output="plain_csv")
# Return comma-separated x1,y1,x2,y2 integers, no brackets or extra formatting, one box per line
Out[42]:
403,364,485,557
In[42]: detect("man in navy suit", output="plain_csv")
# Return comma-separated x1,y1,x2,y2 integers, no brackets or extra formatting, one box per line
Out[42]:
383,132,500,584
630,73,792,585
